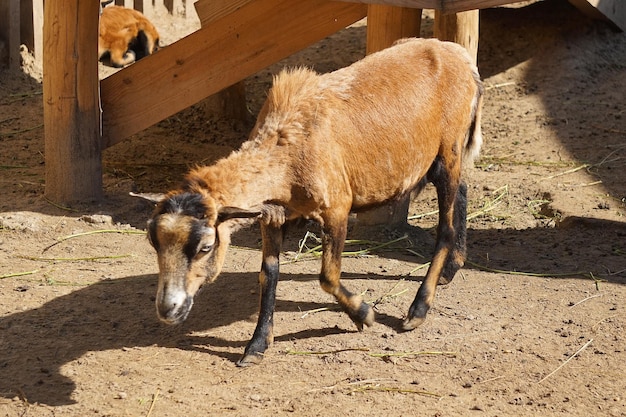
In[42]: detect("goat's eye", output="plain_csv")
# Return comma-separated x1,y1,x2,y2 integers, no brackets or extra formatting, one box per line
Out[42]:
199,244,213,253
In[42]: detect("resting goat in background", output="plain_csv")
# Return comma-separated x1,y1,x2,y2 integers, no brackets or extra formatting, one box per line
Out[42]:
135,38,484,366
98,5,160,68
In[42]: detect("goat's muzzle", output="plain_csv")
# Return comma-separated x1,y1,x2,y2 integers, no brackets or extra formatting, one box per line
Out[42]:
156,286,194,325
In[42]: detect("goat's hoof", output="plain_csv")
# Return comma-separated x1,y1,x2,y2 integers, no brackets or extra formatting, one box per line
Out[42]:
236,352,264,367
401,316,425,331
350,301,375,331
438,276,452,285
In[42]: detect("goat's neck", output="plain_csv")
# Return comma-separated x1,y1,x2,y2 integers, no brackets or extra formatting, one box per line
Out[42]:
186,148,289,211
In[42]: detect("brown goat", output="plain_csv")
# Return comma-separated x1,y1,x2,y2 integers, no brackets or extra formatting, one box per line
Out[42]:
98,5,160,68
137,38,483,366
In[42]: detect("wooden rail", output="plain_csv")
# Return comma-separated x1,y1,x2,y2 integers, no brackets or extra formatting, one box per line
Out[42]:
337,0,519,13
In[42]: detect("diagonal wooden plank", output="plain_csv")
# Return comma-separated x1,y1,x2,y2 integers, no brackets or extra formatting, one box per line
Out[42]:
569,0,625,31
194,0,255,26
100,0,367,148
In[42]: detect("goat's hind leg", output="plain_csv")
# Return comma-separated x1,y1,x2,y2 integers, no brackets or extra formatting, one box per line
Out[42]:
403,157,464,330
238,223,284,367
319,214,375,330
440,181,468,285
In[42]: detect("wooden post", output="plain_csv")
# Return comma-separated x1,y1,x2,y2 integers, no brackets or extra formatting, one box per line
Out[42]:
7,0,20,70
32,0,44,65
366,4,422,54
194,0,249,123
359,4,421,226
164,0,174,14
198,82,250,122
132,0,144,13
434,10,479,64
43,0,102,203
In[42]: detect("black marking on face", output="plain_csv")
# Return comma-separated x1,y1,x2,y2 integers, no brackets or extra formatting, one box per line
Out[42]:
183,219,212,262
156,193,208,219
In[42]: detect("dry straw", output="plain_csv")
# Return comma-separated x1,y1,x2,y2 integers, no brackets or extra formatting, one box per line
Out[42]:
537,339,593,384
19,254,132,262
286,348,456,359
407,184,510,222
43,229,145,252
0,269,39,280
283,232,410,265
349,384,443,398
146,388,160,417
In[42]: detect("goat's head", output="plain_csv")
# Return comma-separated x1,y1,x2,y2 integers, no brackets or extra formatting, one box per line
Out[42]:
133,191,260,325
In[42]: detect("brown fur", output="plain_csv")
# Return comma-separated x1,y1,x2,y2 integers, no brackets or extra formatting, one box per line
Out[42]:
143,38,483,365
98,6,160,68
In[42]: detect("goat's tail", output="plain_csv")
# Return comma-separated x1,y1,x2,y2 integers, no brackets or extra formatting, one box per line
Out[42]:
463,70,484,167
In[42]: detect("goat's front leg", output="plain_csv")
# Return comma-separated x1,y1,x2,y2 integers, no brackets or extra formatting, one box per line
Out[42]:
319,214,375,330
237,223,284,366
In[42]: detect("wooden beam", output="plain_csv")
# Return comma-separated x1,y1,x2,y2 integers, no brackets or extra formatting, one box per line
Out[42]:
366,4,422,54
434,9,479,64
569,0,626,31
337,0,522,13
437,0,524,13
194,0,255,26
43,0,102,202
100,0,367,148
338,0,438,9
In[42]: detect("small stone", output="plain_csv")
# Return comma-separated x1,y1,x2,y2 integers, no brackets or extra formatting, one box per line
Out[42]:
80,214,113,225
114,392,127,399
0,212,44,232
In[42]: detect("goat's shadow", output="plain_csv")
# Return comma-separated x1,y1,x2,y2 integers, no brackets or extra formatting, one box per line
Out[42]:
0,270,397,406
341,217,626,284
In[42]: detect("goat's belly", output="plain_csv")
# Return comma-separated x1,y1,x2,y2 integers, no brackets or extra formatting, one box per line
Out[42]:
349,171,425,211
349,145,432,194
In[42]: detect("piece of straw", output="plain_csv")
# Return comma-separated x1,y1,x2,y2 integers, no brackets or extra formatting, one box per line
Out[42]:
0,269,39,280
537,339,593,384
43,229,145,252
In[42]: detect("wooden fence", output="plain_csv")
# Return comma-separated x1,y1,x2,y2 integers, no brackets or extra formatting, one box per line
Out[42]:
2,0,622,71
0,0,198,70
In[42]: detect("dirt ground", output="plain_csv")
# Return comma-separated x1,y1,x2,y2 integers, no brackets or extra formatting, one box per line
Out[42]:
1,0,625,416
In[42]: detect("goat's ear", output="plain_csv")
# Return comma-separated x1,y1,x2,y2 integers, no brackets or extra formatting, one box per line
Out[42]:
217,206,262,222
129,191,167,204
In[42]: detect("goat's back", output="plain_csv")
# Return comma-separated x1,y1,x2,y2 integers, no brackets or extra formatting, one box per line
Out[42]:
248,37,482,212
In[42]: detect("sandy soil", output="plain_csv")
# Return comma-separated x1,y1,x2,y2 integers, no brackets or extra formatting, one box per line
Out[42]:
1,1,625,416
